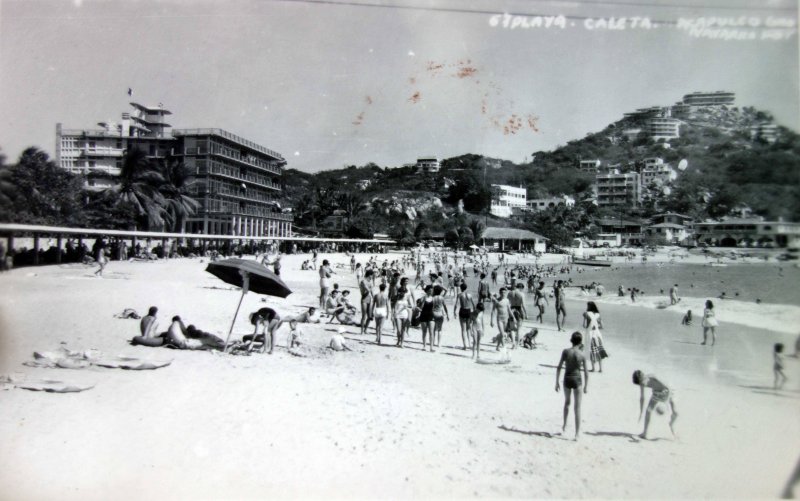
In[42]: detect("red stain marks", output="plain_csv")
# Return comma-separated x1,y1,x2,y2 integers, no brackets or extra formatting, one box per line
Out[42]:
409,91,421,104
365,95,373,105
352,111,365,126
426,61,445,74
527,114,540,132
456,66,478,79
502,114,525,135
409,77,416,85
481,98,488,115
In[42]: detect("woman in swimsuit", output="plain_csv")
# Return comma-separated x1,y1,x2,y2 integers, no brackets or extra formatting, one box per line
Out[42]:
431,285,450,348
419,285,435,352
372,283,389,345
394,287,413,348
701,299,718,346
454,282,475,350
583,301,605,372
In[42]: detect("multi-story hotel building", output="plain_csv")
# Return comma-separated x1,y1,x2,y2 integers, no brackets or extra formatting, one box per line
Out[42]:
681,91,735,107
416,157,441,173
55,103,292,237
490,184,527,218
596,170,641,207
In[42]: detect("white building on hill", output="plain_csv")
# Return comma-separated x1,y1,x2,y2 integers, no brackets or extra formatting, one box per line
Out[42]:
490,184,527,218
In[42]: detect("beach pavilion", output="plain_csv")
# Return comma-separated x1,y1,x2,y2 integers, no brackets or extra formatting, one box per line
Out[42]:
480,227,548,252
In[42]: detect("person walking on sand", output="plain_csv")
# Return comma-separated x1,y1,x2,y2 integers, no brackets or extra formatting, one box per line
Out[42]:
94,239,108,277
490,288,513,350
508,283,527,348
583,301,606,372
359,269,375,336
555,280,567,332
432,285,450,348
632,370,678,440
701,299,718,346
394,286,413,348
454,282,476,350
372,283,389,345
670,284,680,305
555,331,589,441
471,302,485,361
774,343,788,390
534,281,548,323
418,285,436,351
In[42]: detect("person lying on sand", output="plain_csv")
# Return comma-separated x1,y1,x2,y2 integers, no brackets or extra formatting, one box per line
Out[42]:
556,332,588,440
632,370,678,440
276,307,320,332
165,316,209,350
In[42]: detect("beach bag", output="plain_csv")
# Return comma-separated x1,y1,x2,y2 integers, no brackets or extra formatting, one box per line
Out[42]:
599,345,609,359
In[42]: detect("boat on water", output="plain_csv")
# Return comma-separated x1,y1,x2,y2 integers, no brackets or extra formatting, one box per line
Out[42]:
572,258,613,267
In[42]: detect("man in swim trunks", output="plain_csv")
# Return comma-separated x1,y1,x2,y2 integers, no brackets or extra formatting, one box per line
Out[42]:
555,280,567,332
372,283,390,345
507,283,527,348
490,288,513,350
359,269,375,336
632,370,678,439
555,331,589,440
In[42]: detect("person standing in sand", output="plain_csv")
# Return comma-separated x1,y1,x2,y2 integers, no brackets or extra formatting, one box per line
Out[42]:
555,331,588,440
372,283,389,346
490,288,513,350
632,370,678,440
454,282,475,351
555,280,567,332
359,269,375,336
319,259,334,309
774,343,788,390
583,301,606,372
701,299,718,346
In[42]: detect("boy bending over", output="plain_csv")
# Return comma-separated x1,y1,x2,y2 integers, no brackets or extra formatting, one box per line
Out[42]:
632,370,678,439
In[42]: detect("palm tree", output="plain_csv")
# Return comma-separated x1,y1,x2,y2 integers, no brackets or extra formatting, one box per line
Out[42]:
114,147,166,231
159,155,200,232
468,218,485,243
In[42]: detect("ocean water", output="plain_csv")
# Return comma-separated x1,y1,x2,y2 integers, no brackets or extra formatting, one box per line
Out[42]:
553,262,800,306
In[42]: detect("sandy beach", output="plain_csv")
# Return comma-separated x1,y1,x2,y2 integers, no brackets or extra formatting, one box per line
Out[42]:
1,252,799,499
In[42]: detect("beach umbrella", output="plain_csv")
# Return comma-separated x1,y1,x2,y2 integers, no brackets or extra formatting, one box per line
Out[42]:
206,258,292,351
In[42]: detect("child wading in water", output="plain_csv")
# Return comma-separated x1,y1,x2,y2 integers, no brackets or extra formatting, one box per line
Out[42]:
774,343,788,390
632,370,678,440
555,332,589,440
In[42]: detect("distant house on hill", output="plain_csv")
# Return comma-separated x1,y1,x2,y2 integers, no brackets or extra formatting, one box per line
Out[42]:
416,157,440,173
596,218,646,246
481,227,547,252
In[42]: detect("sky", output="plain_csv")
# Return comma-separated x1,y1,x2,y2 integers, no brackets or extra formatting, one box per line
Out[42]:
0,0,798,172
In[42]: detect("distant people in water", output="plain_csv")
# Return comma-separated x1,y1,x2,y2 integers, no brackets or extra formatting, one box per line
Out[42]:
774,343,788,390
681,310,693,326
632,370,678,440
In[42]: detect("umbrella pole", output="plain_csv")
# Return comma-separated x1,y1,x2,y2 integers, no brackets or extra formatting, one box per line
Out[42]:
223,288,247,353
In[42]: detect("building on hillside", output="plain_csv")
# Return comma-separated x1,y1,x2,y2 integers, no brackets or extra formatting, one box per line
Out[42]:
596,218,646,246
750,123,778,143
56,103,292,237
644,116,682,141
693,218,800,248
526,195,576,212
640,162,674,187
481,227,547,252
578,159,601,172
651,212,693,231
416,157,440,173
490,184,527,218
623,106,663,120
681,91,735,107
645,223,690,245
596,170,641,207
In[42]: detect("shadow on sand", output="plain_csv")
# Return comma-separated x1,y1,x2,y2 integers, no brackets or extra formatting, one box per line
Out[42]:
498,425,569,440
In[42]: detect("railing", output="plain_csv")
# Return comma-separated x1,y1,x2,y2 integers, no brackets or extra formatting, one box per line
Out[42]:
173,128,285,161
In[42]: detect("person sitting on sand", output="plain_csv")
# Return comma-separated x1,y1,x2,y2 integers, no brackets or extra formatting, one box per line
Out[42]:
632,370,678,440
330,327,352,351
682,310,693,326
556,331,589,440
523,328,538,349
774,343,788,390
140,306,159,338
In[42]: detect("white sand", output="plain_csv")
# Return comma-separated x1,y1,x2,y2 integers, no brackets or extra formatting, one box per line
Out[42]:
1,253,799,498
